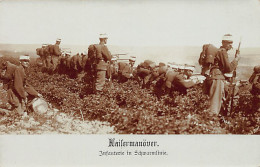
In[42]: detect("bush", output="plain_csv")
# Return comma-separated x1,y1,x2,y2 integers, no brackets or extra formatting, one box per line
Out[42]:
1,55,259,134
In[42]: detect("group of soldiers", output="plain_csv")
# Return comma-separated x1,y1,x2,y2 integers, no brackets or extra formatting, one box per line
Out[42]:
36,38,62,73
0,33,259,119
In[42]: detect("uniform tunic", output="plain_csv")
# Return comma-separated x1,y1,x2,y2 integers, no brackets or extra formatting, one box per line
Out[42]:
52,44,62,71
95,42,112,91
117,62,133,82
209,46,238,114
249,67,260,112
7,64,38,114
165,70,195,90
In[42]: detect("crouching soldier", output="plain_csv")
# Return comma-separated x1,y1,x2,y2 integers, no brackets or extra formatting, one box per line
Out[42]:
149,62,170,97
5,55,41,116
136,60,156,88
117,57,136,82
249,65,260,112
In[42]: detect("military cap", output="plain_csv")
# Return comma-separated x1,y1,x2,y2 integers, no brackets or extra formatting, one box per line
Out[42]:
129,56,136,62
99,33,108,39
111,55,118,61
178,64,185,70
56,38,61,42
184,65,195,71
222,34,233,43
19,55,30,61
167,62,178,69
224,72,233,78
65,51,71,55
159,62,166,67
254,65,260,73
42,44,48,47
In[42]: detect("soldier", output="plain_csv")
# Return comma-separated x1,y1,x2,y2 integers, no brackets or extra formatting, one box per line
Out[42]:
42,44,52,72
149,62,170,97
164,64,198,95
94,33,112,93
207,34,240,115
81,51,88,72
52,38,62,72
108,55,118,80
249,65,260,112
136,60,156,88
117,57,136,82
40,44,48,68
36,44,47,67
6,55,40,116
59,51,71,74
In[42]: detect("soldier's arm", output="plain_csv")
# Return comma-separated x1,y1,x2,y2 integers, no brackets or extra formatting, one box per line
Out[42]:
174,74,196,89
218,49,238,73
14,68,27,99
102,45,112,61
53,45,61,56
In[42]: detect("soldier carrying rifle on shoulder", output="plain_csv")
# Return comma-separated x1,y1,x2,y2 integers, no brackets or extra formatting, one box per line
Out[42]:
203,34,241,117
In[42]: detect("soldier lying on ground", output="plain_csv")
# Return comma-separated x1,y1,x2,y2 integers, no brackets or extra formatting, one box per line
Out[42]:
163,64,199,96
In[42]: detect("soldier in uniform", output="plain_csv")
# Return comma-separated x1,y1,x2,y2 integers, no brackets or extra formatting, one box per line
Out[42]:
207,34,240,115
164,64,198,95
249,65,260,112
52,38,62,72
117,57,136,82
6,55,40,116
136,60,156,88
40,44,48,68
43,44,52,72
95,33,112,93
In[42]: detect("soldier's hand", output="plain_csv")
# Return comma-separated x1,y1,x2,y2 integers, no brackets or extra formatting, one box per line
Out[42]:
22,98,28,105
37,93,43,98
235,54,241,61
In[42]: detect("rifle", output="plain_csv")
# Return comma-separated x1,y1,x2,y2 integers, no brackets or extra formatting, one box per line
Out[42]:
107,60,114,88
229,38,242,116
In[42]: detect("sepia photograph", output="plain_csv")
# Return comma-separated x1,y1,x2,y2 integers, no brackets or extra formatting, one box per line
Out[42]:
0,0,260,166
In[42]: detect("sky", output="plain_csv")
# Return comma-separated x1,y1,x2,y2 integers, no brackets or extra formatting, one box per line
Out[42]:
0,0,260,47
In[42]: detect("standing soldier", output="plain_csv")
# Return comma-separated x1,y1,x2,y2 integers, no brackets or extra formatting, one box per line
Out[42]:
207,34,240,115
40,44,47,68
95,33,112,93
52,38,62,72
6,55,40,116
42,43,52,72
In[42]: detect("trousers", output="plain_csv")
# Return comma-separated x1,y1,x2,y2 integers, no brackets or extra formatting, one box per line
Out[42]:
209,79,225,115
95,70,106,91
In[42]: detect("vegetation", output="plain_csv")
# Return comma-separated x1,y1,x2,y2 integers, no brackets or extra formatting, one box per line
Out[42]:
0,55,259,134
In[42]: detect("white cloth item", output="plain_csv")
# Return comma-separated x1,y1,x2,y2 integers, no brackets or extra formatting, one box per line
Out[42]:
19,55,30,60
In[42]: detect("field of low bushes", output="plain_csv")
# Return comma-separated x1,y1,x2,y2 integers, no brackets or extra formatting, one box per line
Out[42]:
1,55,260,134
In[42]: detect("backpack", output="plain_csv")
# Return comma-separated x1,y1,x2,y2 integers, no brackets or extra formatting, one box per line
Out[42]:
198,44,218,75
36,48,41,56
87,44,98,65
48,45,54,55
1,61,18,90
250,74,260,95
2,61,17,81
